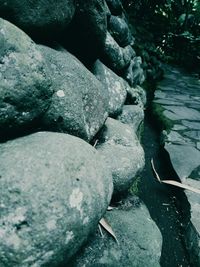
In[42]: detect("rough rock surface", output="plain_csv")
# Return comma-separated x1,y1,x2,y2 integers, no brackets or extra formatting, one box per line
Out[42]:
93,60,127,116
126,85,147,107
101,31,135,72
69,194,162,267
0,18,52,138
0,1,156,267
96,118,145,196
123,57,145,86
0,0,75,37
153,65,200,266
65,0,107,64
117,105,144,135
40,46,108,141
106,0,123,15
108,15,134,47
0,132,113,267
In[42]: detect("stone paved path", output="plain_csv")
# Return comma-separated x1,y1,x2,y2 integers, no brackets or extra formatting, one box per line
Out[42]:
153,65,200,266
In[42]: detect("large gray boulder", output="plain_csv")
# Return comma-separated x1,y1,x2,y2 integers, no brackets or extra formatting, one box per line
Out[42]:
0,18,52,138
126,85,147,107
117,105,144,135
96,118,145,196
69,194,162,267
123,57,145,86
92,60,127,116
108,15,134,47
0,0,75,37
40,46,108,142
65,0,108,64
0,132,113,267
101,32,135,72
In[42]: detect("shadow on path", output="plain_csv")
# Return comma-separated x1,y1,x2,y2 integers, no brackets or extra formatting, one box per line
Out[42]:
139,113,191,267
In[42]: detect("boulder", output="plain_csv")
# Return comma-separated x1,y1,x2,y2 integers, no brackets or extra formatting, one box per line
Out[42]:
64,0,108,65
96,118,145,196
117,105,144,135
39,46,108,142
108,15,134,47
69,194,162,267
101,32,135,72
0,0,75,38
106,0,123,15
105,1,112,19
126,85,147,108
0,132,113,267
0,18,52,139
123,57,145,86
92,60,127,116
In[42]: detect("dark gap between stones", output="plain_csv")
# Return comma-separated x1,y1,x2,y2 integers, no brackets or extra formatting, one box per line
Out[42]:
138,108,192,267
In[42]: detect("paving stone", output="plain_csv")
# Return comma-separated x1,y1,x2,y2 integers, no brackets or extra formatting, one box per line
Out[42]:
182,120,200,130
183,131,200,141
163,106,200,121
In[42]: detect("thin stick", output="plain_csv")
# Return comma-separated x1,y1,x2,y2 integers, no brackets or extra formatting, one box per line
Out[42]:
93,139,98,148
98,224,104,238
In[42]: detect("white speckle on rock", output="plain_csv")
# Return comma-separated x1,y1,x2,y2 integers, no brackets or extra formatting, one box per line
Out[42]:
0,28,5,35
114,81,122,93
0,203,5,208
23,255,35,264
56,90,65,97
85,105,89,112
65,231,74,244
22,111,29,117
3,230,22,250
3,207,27,225
126,129,132,134
69,188,83,217
83,217,89,225
0,229,6,239
41,251,54,262
46,220,57,231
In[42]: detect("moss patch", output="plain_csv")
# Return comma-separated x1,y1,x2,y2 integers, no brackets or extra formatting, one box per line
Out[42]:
151,102,174,133
129,176,141,196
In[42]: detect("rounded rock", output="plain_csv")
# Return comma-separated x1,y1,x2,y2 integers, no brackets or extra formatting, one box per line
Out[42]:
0,18,52,138
0,0,75,38
0,132,113,266
96,118,145,196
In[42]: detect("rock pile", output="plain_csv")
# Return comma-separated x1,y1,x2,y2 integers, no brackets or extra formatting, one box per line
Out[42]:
0,1,162,266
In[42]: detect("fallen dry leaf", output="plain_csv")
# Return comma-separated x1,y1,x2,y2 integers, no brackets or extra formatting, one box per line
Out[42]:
151,159,161,182
161,179,200,194
151,158,200,195
99,218,119,244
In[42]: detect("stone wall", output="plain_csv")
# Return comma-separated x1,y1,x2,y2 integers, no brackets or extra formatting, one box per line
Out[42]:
0,1,162,266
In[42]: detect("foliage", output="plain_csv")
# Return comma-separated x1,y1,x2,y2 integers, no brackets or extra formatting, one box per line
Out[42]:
123,0,200,71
